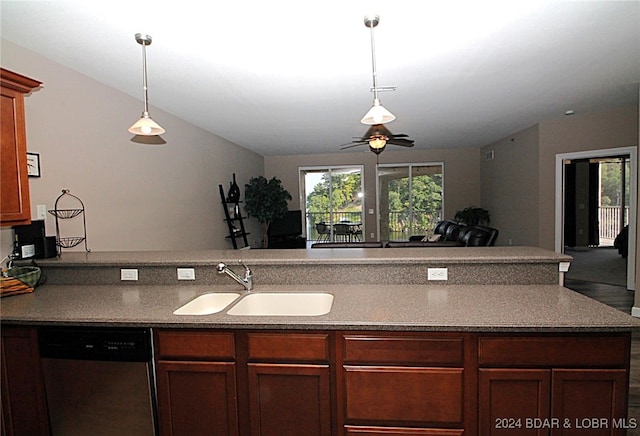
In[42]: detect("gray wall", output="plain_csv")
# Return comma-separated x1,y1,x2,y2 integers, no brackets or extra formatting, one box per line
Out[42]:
1,39,264,255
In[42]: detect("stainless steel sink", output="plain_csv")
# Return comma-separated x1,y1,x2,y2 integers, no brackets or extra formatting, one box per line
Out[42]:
226,292,334,316
173,293,241,315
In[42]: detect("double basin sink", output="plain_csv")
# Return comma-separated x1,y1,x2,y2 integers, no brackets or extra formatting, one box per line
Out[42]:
173,291,334,316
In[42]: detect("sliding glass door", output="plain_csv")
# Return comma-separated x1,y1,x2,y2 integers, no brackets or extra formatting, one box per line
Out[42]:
301,166,364,242
377,163,443,241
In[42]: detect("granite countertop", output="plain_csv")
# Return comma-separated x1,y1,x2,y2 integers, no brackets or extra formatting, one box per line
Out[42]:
2,283,639,332
28,246,572,266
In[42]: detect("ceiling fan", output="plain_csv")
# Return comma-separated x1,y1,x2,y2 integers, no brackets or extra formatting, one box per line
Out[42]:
340,124,415,155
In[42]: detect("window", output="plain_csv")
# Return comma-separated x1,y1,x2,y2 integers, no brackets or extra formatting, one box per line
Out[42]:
377,163,443,241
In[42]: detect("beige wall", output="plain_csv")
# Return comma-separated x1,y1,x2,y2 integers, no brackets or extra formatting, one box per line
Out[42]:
480,106,638,252
538,106,638,250
1,39,264,255
265,147,481,241
481,125,540,246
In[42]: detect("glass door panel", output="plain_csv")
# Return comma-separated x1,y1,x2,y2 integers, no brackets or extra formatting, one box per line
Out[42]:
378,164,443,241
302,167,363,242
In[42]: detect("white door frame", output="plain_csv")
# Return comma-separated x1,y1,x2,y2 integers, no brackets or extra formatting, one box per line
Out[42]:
554,146,637,290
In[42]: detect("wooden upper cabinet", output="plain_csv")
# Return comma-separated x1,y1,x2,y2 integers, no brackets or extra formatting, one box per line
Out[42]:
1,68,41,227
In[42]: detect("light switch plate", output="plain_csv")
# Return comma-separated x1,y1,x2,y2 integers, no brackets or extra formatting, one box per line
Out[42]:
427,267,448,281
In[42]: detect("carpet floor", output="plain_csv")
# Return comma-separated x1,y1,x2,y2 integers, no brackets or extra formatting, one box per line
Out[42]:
565,246,628,287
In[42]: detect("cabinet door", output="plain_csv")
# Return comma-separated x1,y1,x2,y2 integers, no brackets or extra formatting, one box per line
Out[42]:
478,369,551,436
247,363,331,436
1,327,49,436
156,360,238,436
0,69,40,227
551,369,628,436
0,86,31,226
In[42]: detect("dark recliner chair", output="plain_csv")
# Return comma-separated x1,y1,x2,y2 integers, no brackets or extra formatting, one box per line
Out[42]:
392,220,499,247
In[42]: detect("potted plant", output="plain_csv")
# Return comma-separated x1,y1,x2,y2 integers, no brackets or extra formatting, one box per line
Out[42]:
244,176,292,248
454,206,490,227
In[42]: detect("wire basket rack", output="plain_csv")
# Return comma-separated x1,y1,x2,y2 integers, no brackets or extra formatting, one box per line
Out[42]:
48,189,90,255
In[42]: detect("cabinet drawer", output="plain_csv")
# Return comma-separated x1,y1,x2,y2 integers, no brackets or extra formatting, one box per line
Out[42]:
344,366,464,425
343,334,464,366
247,332,329,362
345,425,464,435
478,335,629,367
155,330,235,360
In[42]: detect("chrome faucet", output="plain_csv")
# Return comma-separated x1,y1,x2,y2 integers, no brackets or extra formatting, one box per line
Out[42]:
216,261,253,291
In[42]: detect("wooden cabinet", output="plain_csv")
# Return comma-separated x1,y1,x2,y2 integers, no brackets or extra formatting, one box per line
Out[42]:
1,69,41,227
245,332,332,436
1,326,49,436
154,330,332,436
1,326,632,436
155,330,239,435
338,332,469,435
478,334,631,436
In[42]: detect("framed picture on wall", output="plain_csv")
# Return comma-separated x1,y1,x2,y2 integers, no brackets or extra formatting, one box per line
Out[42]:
27,152,40,177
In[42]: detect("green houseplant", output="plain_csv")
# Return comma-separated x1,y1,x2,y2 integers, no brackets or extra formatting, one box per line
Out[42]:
454,206,490,227
244,176,292,248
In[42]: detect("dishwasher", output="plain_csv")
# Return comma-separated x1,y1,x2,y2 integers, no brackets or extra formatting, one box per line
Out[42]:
39,326,157,436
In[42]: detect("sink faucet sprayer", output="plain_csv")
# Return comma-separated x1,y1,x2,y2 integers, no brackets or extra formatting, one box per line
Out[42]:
216,261,253,291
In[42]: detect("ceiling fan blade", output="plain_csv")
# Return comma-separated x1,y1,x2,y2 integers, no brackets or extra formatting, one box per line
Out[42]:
340,142,366,150
390,133,409,138
387,139,415,147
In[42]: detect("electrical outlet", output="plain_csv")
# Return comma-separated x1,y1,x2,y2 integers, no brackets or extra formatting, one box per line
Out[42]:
427,267,448,281
177,268,196,280
120,269,138,281
36,204,47,220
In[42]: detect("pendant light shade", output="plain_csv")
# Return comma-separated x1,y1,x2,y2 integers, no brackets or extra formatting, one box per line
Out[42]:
361,98,396,125
129,33,165,136
361,15,396,125
129,112,165,135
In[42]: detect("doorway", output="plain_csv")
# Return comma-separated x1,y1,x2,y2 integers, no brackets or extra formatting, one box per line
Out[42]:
555,147,637,290
300,166,364,243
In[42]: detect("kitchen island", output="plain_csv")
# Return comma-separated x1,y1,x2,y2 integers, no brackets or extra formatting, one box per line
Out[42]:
2,247,639,435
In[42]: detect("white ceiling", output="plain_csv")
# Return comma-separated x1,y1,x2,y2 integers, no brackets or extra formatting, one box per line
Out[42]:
1,1,638,156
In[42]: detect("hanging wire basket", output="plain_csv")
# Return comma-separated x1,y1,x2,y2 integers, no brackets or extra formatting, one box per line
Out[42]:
48,189,90,255
48,208,83,219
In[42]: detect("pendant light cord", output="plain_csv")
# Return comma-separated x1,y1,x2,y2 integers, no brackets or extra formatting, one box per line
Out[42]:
369,20,379,103
141,40,149,114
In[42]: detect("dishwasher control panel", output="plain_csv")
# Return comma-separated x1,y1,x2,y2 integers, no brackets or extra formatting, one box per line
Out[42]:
39,326,151,362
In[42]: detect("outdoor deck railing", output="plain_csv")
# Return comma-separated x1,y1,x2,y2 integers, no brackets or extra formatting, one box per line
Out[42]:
599,206,629,242
306,211,441,242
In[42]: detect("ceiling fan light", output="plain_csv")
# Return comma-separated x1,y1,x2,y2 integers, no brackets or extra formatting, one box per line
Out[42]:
369,137,387,149
129,112,166,135
369,142,386,154
361,99,396,125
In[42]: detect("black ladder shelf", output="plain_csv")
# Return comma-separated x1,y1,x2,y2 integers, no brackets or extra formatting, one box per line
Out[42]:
219,184,249,249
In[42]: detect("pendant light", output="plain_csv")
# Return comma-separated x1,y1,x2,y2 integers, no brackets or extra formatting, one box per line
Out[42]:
128,33,165,136
360,15,396,125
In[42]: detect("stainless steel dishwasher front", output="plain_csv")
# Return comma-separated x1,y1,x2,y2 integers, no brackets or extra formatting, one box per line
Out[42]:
38,326,157,436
